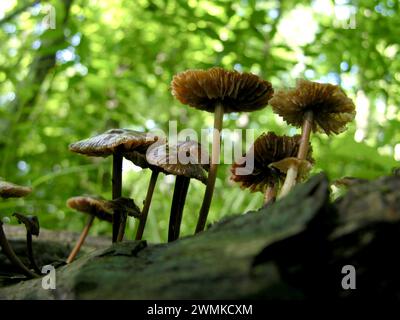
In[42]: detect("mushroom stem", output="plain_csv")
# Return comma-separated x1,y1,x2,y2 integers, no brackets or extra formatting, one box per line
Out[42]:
66,215,95,264
135,170,159,240
0,222,39,278
279,111,314,198
297,111,314,160
112,152,123,243
168,175,190,242
26,231,41,274
195,103,224,233
116,211,128,242
263,182,277,208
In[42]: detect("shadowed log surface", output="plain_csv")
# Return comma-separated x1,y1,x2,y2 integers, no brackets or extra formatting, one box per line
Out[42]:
1,173,400,299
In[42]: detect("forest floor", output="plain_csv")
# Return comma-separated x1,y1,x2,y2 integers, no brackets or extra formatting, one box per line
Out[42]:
1,173,400,299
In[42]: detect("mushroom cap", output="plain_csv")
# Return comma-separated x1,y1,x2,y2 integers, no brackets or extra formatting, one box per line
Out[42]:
125,140,210,173
269,157,313,181
69,128,160,157
174,140,210,171
0,181,32,199
171,67,274,113
230,132,314,193
111,197,141,218
146,141,208,184
13,213,40,236
269,79,356,135
67,196,141,222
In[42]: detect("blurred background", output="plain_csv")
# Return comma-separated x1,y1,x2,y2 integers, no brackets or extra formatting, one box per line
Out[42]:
0,0,399,242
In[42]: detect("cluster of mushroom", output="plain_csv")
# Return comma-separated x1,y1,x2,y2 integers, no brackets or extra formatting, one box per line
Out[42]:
67,67,356,261
0,180,41,278
0,67,356,271
67,129,209,262
171,68,355,212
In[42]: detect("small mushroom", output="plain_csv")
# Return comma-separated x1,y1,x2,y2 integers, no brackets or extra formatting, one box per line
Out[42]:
147,141,208,241
69,129,159,242
0,220,39,278
13,212,41,274
0,182,38,278
0,180,32,199
270,79,355,197
172,67,273,233
124,139,208,241
66,195,141,263
231,132,314,207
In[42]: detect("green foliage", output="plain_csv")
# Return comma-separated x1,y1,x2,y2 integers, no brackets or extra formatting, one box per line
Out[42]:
0,0,398,242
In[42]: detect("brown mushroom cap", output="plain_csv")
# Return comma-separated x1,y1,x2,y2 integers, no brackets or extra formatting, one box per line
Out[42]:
230,132,314,192
124,140,210,172
175,140,210,171
69,128,160,157
146,141,208,184
269,157,313,181
0,181,32,199
67,196,141,222
171,67,274,113
111,197,141,218
269,79,356,135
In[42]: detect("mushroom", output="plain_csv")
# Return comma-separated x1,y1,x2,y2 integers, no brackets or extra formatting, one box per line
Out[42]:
171,67,273,233
0,180,32,198
269,79,355,197
12,212,41,274
147,141,208,241
124,139,208,241
231,132,314,207
0,220,39,278
69,128,159,242
66,196,141,263
0,181,38,278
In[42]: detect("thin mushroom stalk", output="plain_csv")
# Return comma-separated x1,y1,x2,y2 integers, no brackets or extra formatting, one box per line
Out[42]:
13,213,41,274
195,103,223,233
263,181,277,208
116,210,128,242
26,231,41,274
0,221,39,278
168,175,190,242
112,151,123,242
279,111,314,198
66,215,95,264
135,170,159,240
